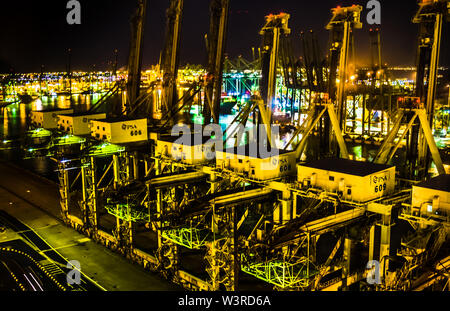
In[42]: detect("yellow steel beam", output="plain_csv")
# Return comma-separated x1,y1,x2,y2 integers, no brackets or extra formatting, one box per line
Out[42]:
148,171,207,188
374,110,405,164
211,188,273,207
300,208,365,233
412,255,450,291
326,104,349,159
257,99,274,147
294,106,327,159
313,237,342,290
416,109,446,175
385,113,418,163
283,105,317,151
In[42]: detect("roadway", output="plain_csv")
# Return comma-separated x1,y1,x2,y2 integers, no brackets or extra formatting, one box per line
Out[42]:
0,160,181,291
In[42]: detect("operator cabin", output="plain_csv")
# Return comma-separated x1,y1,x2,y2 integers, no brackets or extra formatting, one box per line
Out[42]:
411,174,450,219
90,117,148,144
297,158,395,202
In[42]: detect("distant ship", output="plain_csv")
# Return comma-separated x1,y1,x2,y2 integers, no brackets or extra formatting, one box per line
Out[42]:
17,94,34,104
0,100,19,108
220,95,238,115
81,89,94,95
55,91,72,96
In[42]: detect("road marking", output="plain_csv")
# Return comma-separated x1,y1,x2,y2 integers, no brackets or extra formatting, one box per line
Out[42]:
1,224,60,236
38,237,91,253
0,187,105,291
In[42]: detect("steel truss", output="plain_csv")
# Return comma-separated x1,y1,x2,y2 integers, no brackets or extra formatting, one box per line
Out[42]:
241,255,313,289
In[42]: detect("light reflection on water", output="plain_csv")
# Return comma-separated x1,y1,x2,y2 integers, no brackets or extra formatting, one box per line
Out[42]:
0,93,107,180
3,108,9,138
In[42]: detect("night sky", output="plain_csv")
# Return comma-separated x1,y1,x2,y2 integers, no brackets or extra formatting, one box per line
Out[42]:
0,0,448,73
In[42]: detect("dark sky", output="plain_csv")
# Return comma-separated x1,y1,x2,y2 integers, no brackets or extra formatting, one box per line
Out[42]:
0,0,448,73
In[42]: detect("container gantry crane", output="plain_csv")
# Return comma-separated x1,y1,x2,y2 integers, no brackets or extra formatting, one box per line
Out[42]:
159,0,184,125
259,13,291,128
409,0,450,179
126,0,147,116
323,5,362,157
204,0,230,125
34,0,450,293
374,0,449,180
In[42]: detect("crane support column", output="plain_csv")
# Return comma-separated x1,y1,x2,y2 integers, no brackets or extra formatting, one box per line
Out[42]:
126,0,147,114
325,6,362,156
412,0,449,178
161,0,184,124
205,0,230,124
